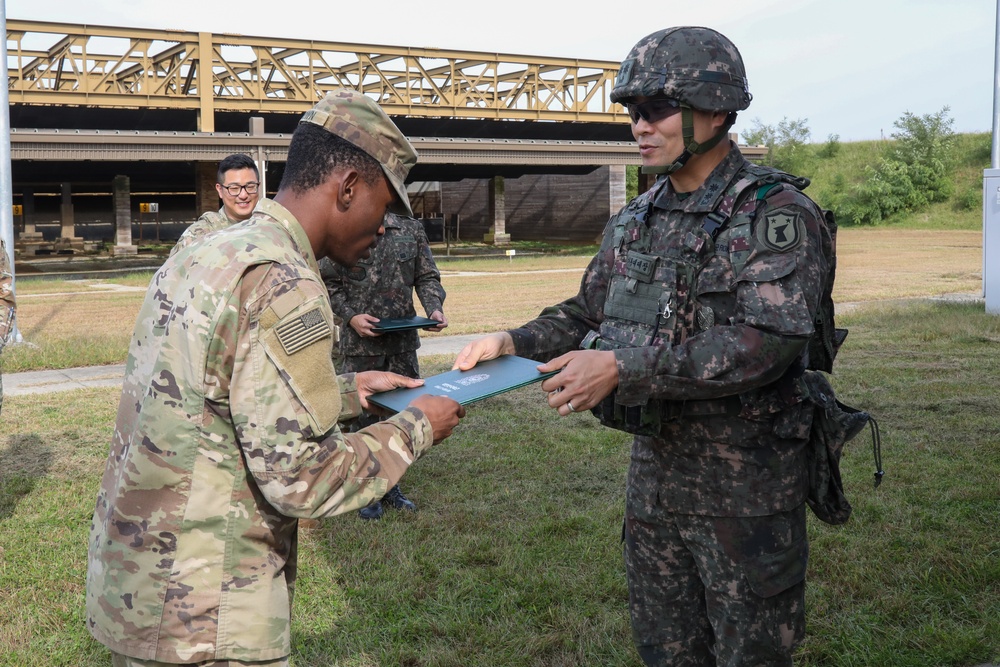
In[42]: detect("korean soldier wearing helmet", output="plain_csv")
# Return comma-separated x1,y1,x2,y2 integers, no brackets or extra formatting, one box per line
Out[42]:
455,27,834,665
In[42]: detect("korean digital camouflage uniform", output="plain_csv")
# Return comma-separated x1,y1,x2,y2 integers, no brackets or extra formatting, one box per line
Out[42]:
0,239,16,415
169,205,254,257
321,212,445,414
86,188,433,657
506,27,833,666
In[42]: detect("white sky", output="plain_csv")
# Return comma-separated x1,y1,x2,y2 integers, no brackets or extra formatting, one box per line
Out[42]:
5,0,996,143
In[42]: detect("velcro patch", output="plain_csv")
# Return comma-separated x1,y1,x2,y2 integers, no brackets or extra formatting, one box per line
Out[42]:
615,59,635,86
756,209,804,253
275,308,331,355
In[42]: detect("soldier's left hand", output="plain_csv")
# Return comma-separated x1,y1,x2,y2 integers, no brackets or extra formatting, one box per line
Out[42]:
538,350,619,417
356,371,425,409
427,310,448,332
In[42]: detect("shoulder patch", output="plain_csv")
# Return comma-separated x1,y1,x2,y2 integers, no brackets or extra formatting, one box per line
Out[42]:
276,307,331,355
756,208,804,253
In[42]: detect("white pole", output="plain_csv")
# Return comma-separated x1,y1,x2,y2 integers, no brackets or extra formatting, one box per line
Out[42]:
993,0,1000,169
1,0,21,342
984,0,1000,313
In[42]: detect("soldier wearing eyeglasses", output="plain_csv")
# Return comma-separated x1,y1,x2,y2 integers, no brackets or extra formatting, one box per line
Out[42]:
455,26,836,666
170,153,263,256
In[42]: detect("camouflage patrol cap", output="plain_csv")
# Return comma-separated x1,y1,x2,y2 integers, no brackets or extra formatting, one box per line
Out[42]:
610,26,751,112
300,89,418,216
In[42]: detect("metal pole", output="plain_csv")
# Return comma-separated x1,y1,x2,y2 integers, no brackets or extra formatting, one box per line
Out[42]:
984,0,1000,312
1,0,22,342
993,0,1000,168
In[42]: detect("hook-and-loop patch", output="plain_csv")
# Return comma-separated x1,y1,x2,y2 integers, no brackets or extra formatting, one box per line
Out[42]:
275,307,331,355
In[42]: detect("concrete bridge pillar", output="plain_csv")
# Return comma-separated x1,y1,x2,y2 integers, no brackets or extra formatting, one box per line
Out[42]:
485,175,511,245
195,162,219,218
18,189,41,242
111,175,138,256
59,183,81,243
609,165,627,218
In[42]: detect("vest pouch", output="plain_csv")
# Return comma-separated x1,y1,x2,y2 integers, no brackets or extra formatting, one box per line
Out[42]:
590,390,662,437
604,251,676,330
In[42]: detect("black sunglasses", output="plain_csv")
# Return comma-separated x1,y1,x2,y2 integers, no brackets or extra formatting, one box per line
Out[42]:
626,98,682,124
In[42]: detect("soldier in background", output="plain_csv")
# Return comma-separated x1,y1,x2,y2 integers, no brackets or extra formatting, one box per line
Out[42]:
0,239,16,416
86,89,465,667
321,211,447,520
454,27,834,666
169,153,262,256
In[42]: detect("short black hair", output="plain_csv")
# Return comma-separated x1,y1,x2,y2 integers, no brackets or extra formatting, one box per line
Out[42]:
279,123,382,195
217,154,259,183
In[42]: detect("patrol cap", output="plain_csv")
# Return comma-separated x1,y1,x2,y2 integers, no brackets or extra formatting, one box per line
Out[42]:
300,89,418,216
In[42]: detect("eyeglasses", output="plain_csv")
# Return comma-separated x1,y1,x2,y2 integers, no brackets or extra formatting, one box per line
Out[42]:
626,98,682,125
221,182,260,196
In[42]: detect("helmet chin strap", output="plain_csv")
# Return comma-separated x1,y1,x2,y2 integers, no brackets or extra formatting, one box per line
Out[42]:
641,108,737,176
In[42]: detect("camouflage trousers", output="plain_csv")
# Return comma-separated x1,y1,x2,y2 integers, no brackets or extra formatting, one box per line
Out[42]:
624,498,808,666
111,652,287,667
337,351,419,431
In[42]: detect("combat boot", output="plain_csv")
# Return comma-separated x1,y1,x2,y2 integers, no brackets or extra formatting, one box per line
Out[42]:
385,484,416,511
358,499,384,521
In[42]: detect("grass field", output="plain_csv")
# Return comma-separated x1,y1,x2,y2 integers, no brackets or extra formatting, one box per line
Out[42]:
1,227,984,373
1,230,997,666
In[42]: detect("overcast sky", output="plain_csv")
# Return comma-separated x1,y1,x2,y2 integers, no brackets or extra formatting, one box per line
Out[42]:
5,0,996,143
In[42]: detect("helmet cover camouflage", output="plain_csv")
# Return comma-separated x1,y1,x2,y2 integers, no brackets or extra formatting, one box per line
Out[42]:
610,26,751,112
300,89,418,216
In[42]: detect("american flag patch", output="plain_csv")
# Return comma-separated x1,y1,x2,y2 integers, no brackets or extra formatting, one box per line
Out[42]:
275,308,331,355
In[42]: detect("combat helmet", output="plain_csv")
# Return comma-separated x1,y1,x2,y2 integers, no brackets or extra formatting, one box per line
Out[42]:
611,26,752,174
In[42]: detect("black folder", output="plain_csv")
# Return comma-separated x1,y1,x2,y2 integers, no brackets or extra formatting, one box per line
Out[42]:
370,316,440,333
367,355,559,413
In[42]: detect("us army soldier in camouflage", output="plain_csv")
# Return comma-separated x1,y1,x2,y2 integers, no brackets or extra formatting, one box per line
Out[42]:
320,211,447,519
0,238,16,416
455,27,833,666
86,89,465,667
169,153,262,256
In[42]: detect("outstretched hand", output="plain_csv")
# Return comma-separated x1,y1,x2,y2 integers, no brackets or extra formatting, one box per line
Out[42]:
451,332,516,371
355,371,424,409
538,350,619,417
410,394,465,444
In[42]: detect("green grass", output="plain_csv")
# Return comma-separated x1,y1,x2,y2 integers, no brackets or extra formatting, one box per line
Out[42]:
3,302,1000,666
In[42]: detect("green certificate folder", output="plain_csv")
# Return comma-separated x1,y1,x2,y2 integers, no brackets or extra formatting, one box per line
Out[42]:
368,355,559,413
370,315,440,333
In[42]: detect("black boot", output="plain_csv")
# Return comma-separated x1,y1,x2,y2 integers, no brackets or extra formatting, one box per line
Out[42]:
384,484,416,511
358,499,384,521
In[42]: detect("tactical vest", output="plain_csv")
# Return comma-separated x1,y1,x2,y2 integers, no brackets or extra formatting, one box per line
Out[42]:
587,164,838,436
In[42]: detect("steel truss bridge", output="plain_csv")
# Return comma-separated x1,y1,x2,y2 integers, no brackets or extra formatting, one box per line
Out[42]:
5,19,630,131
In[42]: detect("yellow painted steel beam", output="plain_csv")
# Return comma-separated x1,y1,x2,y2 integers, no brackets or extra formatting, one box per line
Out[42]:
5,19,631,124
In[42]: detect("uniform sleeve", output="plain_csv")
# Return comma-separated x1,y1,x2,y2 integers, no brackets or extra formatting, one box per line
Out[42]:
230,267,434,519
411,223,445,315
614,191,828,404
507,227,613,361
0,241,15,348
320,257,358,323
170,211,221,257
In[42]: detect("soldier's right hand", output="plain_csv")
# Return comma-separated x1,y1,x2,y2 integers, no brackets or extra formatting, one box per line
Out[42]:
350,313,383,338
410,395,465,444
451,332,515,371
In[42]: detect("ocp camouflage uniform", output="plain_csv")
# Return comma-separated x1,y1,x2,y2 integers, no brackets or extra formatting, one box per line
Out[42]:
506,142,831,665
0,239,16,415
86,197,435,663
170,204,258,257
321,213,445,426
